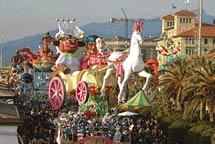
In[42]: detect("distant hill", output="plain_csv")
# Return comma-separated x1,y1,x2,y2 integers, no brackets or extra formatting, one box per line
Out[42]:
82,17,161,38
2,11,214,66
3,18,162,66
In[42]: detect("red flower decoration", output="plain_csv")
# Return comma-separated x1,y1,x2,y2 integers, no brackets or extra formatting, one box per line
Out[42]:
105,85,110,93
89,86,96,96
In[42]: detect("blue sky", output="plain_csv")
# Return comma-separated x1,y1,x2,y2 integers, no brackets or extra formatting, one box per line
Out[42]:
0,0,214,42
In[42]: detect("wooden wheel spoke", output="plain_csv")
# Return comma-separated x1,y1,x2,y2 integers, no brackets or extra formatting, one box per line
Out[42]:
82,90,86,94
78,87,82,92
57,94,63,99
51,87,56,92
79,84,83,90
57,88,62,93
50,92,57,99
57,81,61,90
54,81,57,89
77,91,82,97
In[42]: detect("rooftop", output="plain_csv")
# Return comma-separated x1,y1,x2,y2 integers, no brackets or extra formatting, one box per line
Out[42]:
174,24,215,37
162,14,174,20
174,9,196,17
162,9,196,20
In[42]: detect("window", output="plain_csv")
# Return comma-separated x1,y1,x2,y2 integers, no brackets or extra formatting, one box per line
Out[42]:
186,38,195,45
180,18,192,24
186,48,194,55
204,48,208,54
213,38,215,43
192,39,195,44
182,18,186,23
204,39,208,45
167,21,174,27
186,38,189,44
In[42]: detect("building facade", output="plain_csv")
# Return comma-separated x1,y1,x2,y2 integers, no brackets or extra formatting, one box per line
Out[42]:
105,36,157,61
157,9,215,65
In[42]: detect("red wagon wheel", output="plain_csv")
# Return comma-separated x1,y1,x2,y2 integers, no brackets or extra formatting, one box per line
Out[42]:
76,81,89,105
48,77,65,110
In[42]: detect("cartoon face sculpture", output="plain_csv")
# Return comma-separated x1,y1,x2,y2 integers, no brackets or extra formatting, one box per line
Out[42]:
58,38,78,53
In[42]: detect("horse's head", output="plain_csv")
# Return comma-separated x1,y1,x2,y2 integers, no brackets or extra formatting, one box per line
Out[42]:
133,19,143,32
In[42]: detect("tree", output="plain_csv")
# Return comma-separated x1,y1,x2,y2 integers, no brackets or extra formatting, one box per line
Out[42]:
158,59,187,110
182,55,215,121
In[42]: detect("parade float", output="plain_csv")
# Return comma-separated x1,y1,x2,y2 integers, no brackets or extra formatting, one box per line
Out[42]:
48,19,117,111
48,19,159,113
8,32,57,103
3,17,159,115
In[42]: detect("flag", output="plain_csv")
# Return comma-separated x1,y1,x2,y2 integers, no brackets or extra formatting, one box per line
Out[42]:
172,4,177,9
185,0,190,4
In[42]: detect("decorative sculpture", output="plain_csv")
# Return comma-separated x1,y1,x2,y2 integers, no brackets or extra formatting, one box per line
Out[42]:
101,20,153,103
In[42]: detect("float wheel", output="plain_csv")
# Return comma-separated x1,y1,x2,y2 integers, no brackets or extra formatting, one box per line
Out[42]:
76,81,89,105
48,77,65,110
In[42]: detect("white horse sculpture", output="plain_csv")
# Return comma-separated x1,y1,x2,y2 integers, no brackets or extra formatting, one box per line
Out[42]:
101,20,153,103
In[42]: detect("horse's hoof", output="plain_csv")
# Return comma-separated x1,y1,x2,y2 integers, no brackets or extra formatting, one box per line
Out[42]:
142,88,148,94
100,92,106,97
118,101,123,104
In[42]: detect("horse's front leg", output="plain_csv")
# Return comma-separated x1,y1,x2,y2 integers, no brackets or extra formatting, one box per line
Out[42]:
100,66,114,96
117,69,131,103
138,70,153,92
117,75,123,88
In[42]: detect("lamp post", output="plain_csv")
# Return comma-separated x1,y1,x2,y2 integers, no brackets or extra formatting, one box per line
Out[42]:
197,0,203,56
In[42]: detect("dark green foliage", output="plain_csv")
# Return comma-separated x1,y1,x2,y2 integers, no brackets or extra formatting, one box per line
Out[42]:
168,120,190,144
183,122,215,144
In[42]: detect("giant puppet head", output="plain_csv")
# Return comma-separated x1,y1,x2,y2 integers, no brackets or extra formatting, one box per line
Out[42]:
54,19,86,74
95,37,107,54
84,35,99,54
54,18,85,54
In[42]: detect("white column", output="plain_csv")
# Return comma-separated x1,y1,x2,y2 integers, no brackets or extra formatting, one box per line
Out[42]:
198,0,203,56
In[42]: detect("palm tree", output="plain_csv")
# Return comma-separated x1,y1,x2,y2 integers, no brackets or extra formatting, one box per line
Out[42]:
157,59,188,110
182,55,215,121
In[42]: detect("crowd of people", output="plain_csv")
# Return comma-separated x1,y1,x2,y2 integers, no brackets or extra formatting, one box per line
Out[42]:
58,109,168,144
17,101,168,144
17,102,58,144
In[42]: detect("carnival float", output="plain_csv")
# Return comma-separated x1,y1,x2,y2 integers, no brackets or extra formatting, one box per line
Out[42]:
3,18,160,116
